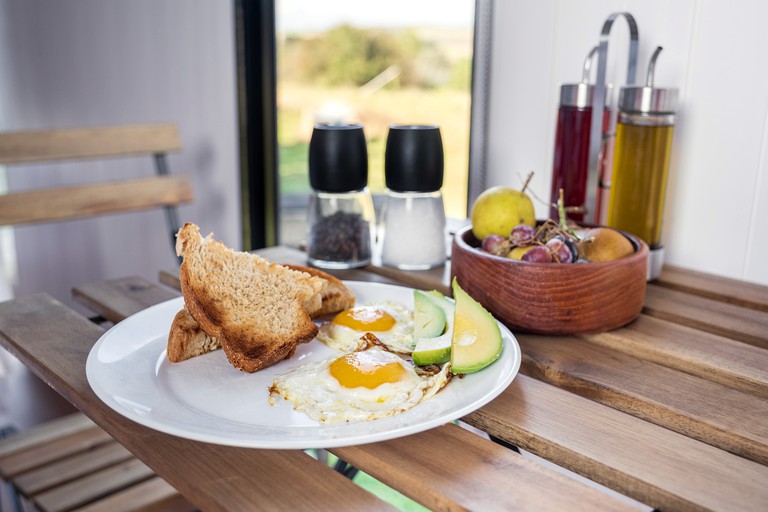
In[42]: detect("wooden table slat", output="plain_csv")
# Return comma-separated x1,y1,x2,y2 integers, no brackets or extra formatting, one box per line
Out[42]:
332,423,637,512
0,412,95,458
644,284,768,350
72,277,179,323
15,441,133,496
465,374,768,512
70,476,192,512
588,315,768,398
517,333,768,465
657,264,768,312
0,426,113,479
0,294,394,512
34,457,155,512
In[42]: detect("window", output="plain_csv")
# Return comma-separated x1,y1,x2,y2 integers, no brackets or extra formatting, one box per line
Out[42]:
275,0,478,247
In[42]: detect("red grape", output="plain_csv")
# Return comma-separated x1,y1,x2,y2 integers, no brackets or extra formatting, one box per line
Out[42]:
521,245,553,263
481,234,510,256
546,238,574,263
509,224,536,246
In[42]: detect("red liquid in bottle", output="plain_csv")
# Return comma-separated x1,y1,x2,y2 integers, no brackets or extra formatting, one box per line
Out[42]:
550,106,592,222
549,106,610,222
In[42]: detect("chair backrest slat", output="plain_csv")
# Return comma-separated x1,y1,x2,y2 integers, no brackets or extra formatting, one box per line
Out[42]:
0,124,181,165
0,175,193,226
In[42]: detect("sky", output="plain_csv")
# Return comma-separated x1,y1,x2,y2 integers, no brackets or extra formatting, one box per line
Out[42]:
276,0,475,32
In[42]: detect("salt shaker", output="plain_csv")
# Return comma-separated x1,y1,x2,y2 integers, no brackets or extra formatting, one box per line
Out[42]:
380,125,446,270
307,123,375,269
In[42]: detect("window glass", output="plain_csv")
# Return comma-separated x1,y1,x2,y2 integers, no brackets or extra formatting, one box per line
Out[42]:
276,0,475,246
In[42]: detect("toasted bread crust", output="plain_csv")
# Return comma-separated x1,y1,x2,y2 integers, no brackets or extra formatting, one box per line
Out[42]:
283,264,356,317
175,223,324,373
167,308,221,363
167,264,356,364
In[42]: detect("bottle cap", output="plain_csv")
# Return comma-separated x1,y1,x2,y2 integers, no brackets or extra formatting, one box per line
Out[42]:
385,125,444,193
309,123,368,193
558,46,612,108
618,47,678,114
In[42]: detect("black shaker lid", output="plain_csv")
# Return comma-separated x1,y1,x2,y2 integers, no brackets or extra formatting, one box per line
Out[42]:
309,123,368,193
385,125,444,193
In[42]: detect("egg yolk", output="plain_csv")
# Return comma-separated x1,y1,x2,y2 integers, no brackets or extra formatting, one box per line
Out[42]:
329,351,405,389
332,307,396,332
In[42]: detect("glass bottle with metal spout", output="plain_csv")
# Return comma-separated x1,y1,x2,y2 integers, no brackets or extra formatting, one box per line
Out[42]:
549,46,611,222
606,46,678,279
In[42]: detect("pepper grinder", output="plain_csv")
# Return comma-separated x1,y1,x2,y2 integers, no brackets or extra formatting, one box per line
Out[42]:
606,47,677,280
379,125,447,270
307,123,375,269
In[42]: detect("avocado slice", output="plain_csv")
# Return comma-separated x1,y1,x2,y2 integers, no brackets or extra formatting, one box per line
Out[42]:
450,278,503,374
413,290,447,339
412,290,455,366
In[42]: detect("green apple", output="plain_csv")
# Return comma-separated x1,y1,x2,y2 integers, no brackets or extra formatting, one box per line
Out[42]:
412,290,455,366
450,278,503,374
470,186,535,240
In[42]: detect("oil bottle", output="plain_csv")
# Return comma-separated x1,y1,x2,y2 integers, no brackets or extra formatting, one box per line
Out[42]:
607,46,677,279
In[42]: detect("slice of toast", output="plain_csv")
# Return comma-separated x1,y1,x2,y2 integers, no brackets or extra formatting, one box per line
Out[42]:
167,308,221,363
175,223,325,373
283,264,356,317
167,264,356,364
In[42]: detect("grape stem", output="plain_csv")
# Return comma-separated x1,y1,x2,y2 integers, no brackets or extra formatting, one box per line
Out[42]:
558,189,568,229
557,188,578,238
521,171,534,193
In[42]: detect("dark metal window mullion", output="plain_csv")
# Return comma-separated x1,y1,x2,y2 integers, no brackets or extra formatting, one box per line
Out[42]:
235,0,279,250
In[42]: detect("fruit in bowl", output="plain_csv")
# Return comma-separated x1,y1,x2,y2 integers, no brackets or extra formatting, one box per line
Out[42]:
479,220,635,264
470,180,536,241
450,224,648,335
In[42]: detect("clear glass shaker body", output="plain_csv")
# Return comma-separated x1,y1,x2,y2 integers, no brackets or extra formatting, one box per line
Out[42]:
380,190,446,270
307,188,375,269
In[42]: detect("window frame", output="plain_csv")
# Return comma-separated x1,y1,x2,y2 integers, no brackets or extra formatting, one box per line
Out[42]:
237,0,492,248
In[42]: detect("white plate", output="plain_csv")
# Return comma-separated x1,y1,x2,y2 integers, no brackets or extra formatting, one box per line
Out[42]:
86,281,521,449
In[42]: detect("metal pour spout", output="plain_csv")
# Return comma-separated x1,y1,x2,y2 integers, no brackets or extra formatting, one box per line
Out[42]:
646,46,664,87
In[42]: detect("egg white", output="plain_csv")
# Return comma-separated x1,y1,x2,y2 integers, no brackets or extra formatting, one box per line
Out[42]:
316,301,415,354
268,346,452,424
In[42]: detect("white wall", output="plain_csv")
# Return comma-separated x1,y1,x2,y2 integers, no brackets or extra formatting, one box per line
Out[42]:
487,0,768,285
0,0,240,309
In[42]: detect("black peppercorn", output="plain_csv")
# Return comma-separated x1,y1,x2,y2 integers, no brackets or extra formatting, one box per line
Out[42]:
308,210,371,264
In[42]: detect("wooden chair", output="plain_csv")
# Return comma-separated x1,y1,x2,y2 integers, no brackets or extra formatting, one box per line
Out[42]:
0,125,195,511
0,412,194,512
0,124,193,253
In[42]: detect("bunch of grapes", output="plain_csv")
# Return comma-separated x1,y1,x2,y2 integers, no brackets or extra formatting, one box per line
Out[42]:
480,220,582,264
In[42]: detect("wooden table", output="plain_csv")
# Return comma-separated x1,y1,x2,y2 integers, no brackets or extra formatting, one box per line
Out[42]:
1,246,767,511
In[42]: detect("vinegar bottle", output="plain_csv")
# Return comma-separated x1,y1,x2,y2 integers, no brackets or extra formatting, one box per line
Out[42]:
550,47,610,222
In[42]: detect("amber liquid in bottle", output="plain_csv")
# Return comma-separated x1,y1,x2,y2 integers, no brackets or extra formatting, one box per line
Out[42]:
607,114,674,248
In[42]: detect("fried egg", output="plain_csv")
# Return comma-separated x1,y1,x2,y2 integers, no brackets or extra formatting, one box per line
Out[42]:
317,301,415,353
268,343,452,424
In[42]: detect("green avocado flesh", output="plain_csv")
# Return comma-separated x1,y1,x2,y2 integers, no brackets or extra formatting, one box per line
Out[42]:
412,290,454,366
450,279,502,374
413,290,446,339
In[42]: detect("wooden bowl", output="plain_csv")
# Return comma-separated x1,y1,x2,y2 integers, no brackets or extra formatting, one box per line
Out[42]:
450,225,649,335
